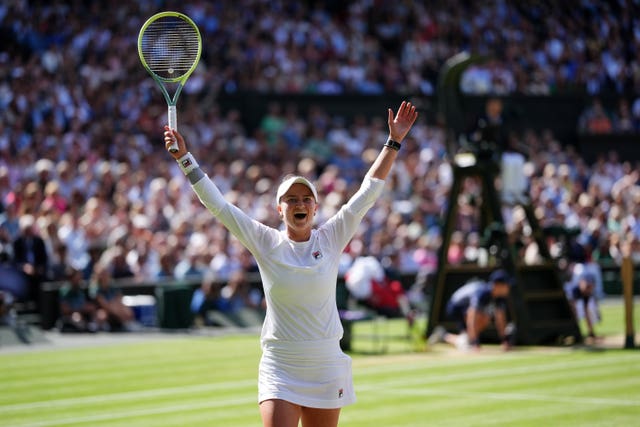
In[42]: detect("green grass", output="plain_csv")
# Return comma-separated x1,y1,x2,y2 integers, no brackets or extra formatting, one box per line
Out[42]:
1,298,638,427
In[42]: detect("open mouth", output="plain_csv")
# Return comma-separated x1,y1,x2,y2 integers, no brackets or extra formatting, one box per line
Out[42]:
294,213,307,219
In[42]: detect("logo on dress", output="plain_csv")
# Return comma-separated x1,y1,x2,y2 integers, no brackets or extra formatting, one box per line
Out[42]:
338,388,344,398
312,250,323,260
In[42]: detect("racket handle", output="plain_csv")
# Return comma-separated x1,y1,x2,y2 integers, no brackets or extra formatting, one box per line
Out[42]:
167,105,179,153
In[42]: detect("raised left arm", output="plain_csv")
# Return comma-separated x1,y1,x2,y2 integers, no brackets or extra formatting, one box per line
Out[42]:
366,101,418,181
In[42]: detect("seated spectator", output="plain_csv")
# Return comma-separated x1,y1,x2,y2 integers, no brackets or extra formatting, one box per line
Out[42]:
577,98,613,134
345,255,411,320
48,243,69,282
0,289,15,325
108,245,135,279
612,98,637,133
0,244,27,300
447,231,467,265
57,268,100,333
89,264,136,331
190,270,224,327
175,236,209,280
0,287,31,343
0,245,33,343
155,249,178,280
13,214,49,310
203,270,265,328
0,201,20,243
631,96,640,125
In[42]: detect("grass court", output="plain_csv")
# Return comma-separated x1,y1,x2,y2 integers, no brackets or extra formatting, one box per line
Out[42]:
1,299,638,426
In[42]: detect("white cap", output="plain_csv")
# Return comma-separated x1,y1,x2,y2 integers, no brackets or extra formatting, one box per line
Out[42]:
276,176,318,204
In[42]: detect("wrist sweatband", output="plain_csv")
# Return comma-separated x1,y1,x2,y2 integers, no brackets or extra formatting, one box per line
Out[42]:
177,152,199,175
384,138,402,151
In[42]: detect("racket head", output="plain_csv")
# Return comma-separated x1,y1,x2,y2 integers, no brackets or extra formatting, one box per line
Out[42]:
138,11,202,85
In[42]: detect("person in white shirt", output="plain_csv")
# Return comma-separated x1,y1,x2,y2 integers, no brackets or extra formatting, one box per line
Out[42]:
163,101,418,427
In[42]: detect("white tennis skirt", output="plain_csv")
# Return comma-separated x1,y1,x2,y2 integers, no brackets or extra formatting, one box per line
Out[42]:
258,338,356,409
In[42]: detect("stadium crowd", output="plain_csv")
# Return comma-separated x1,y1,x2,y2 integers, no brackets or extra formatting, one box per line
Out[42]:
1,0,640,322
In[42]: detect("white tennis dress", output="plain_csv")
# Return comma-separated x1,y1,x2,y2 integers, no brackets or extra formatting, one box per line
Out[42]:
190,173,385,408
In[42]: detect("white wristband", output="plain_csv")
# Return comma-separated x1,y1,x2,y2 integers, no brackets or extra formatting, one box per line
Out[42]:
177,152,199,175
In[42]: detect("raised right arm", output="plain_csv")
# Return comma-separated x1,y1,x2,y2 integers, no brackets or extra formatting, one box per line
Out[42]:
163,126,274,255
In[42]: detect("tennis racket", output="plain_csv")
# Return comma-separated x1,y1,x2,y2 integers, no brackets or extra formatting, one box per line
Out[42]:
138,11,202,152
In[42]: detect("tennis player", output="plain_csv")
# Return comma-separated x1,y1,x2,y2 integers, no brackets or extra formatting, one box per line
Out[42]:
163,101,418,427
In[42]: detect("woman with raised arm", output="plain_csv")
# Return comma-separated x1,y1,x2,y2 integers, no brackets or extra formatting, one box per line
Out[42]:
163,101,418,427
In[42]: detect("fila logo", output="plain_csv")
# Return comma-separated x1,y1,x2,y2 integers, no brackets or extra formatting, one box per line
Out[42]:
312,250,323,260
181,158,192,168
338,388,344,398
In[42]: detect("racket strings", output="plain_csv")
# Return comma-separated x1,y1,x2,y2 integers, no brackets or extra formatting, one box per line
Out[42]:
140,18,200,80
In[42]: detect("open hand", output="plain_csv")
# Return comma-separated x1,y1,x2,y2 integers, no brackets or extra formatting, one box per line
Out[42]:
388,101,418,143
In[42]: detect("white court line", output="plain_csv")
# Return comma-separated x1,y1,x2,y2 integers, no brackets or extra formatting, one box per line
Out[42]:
10,382,637,427
354,357,640,400
9,395,255,427
357,351,640,384
1,379,255,412
5,352,635,413
364,385,640,407
4,352,638,425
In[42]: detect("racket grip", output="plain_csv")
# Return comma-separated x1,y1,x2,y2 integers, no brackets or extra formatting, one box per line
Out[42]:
167,105,179,153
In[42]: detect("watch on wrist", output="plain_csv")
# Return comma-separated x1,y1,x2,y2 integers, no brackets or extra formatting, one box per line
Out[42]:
384,138,402,151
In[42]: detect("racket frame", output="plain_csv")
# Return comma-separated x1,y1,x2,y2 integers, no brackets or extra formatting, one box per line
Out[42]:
138,11,202,152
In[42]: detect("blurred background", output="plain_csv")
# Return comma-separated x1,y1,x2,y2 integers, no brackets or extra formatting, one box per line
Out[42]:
0,0,638,340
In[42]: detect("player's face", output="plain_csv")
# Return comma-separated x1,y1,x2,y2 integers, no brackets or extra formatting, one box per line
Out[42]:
278,184,317,241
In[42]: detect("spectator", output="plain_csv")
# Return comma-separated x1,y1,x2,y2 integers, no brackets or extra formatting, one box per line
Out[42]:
217,270,265,327
175,233,209,280
447,231,466,265
0,202,21,243
428,269,514,351
577,98,613,134
344,255,411,320
12,214,48,310
155,248,178,280
57,212,90,272
106,245,135,280
89,263,136,332
48,243,69,282
612,99,637,133
0,286,30,343
57,268,100,333
0,246,27,300
190,270,225,327
632,96,640,126
0,245,29,342
259,102,286,147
